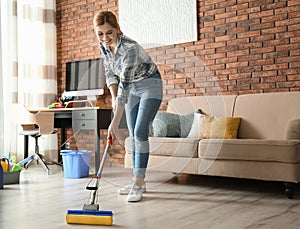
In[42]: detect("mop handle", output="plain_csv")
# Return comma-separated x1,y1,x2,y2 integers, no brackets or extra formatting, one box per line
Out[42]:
96,138,112,178
86,138,112,191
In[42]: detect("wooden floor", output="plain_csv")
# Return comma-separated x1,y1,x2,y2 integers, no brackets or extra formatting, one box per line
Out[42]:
1,165,300,229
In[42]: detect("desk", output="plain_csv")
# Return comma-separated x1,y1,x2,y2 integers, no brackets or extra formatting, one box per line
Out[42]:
27,107,112,172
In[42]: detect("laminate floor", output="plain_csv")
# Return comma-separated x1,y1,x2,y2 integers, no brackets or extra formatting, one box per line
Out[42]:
1,165,300,229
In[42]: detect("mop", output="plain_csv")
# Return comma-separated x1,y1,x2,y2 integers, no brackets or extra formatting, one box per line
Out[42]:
66,138,113,225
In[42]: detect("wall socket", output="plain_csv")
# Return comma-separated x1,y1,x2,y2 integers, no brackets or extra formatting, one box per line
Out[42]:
65,142,70,149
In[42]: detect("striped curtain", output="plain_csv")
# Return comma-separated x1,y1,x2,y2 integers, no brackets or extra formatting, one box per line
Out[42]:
0,0,57,162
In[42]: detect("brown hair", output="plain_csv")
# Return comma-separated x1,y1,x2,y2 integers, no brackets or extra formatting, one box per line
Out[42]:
93,11,123,35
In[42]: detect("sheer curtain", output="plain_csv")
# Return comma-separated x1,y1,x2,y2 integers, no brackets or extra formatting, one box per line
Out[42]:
0,0,57,162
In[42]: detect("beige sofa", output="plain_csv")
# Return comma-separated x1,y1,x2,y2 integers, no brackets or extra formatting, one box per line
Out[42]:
124,92,300,198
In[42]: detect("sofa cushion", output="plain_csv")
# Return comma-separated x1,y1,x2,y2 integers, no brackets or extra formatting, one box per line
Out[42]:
151,111,195,138
233,92,300,140
285,119,300,140
198,159,300,182
199,139,300,163
149,137,199,158
167,95,237,116
187,114,241,139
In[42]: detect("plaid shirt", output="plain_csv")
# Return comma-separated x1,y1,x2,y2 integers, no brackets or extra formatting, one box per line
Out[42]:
99,35,158,105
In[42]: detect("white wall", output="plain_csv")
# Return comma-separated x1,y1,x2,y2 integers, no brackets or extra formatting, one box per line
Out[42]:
119,0,197,49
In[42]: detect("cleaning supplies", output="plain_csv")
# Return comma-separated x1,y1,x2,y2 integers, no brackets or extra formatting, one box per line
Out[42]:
1,157,23,185
1,158,9,173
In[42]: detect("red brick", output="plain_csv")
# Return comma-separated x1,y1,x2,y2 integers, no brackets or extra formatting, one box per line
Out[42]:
289,24,300,31
205,53,226,60
250,34,275,42
227,3,248,12
249,59,274,66
277,81,300,88
262,14,288,23
263,63,289,71
166,89,186,95
237,78,260,85
250,47,275,54
215,34,236,42
249,9,274,19
226,61,249,68
252,70,277,78
227,49,250,57
279,69,300,75
238,54,262,62
204,0,225,6
216,68,238,75
276,44,300,52
226,14,248,23
204,18,225,27
237,30,261,39
252,83,276,89
216,11,237,20
205,8,225,17
275,5,300,14
288,75,300,81
228,84,251,91
229,73,251,80
276,17,300,27
276,56,300,63
290,62,300,68
262,26,287,34
238,6,261,15
289,1,300,6
216,57,238,64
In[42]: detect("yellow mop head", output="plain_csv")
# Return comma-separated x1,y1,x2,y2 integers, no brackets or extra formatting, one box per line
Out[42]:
66,210,113,226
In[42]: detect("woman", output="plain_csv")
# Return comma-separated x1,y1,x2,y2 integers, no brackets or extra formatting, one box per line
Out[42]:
93,11,163,202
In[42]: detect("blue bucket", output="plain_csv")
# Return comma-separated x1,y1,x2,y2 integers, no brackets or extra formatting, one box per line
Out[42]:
60,150,91,178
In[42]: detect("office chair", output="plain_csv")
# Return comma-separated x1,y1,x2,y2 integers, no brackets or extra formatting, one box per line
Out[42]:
13,104,55,175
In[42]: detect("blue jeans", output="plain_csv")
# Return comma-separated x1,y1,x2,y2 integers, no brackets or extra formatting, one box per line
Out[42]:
125,72,162,179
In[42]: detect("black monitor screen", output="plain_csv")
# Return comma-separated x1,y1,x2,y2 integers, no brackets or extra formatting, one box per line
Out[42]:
66,58,105,92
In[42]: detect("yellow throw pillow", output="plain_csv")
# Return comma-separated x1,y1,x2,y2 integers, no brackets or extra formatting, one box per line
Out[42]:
200,116,241,139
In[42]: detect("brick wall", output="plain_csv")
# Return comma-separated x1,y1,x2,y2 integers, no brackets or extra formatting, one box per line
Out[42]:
56,0,300,166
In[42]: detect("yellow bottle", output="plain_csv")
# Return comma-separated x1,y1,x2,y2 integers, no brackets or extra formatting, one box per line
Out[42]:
1,158,8,173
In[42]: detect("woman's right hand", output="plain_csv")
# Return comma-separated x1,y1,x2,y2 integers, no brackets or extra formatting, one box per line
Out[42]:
108,123,116,143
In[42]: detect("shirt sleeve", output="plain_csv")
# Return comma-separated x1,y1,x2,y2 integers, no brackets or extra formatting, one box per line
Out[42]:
116,81,130,106
103,59,119,87
99,43,119,87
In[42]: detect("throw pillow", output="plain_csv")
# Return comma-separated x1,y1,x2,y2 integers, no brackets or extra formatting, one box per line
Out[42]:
187,113,205,138
179,112,195,137
151,111,197,138
209,116,241,139
187,115,241,139
152,112,180,137
285,119,300,139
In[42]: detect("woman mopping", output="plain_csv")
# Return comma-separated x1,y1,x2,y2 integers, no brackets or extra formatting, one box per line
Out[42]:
93,11,163,202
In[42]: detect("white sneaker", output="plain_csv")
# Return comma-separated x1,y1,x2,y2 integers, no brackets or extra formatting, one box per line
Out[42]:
118,181,146,195
126,185,143,202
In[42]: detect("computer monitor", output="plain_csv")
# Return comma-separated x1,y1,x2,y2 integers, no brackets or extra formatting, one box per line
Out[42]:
64,58,105,101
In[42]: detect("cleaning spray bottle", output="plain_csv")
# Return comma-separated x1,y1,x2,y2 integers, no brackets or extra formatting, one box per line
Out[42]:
1,158,8,173
0,161,3,189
